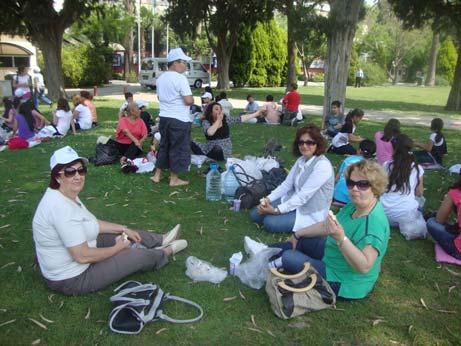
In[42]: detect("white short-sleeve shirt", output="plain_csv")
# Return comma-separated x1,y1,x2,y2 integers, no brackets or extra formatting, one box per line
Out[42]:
380,162,424,222
75,104,92,129
157,71,192,123
55,109,73,135
33,188,100,281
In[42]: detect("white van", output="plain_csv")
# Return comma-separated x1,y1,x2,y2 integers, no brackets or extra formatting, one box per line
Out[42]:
139,58,210,89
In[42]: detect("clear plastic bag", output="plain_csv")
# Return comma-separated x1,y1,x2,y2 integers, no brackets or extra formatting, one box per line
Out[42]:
235,247,281,289
398,209,427,240
185,256,228,284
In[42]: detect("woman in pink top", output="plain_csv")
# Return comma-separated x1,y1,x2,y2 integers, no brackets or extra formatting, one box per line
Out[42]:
427,172,461,259
374,118,400,164
115,102,147,160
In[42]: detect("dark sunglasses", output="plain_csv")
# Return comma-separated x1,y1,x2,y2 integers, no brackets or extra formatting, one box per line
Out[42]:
60,166,87,178
298,140,317,146
346,179,371,191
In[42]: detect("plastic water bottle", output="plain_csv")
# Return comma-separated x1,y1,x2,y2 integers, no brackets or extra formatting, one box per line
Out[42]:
206,163,222,201
222,165,240,202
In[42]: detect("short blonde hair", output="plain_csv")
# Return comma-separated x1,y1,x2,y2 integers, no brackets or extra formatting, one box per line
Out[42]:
345,160,388,197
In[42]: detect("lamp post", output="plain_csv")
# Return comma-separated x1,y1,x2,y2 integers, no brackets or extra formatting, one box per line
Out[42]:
151,0,156,58
136,0,141,75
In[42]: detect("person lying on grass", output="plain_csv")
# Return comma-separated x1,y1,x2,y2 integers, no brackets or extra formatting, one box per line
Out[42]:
270,160,390,300
32,146,187,295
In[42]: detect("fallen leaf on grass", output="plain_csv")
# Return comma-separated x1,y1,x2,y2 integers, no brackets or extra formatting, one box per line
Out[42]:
246,327,263,334
433,309,456,314
0,319,16,327
420,298,429,310
266,329,275,337
47,294,54,303
31,339,41,345
445,267,461,277
251,315,257,328
193,210,202,214
0,224,10,229
239,290,246,300
223,296,237,302
223,218,228,225
1,262,15,269
39,313,54,324
105,203,117,207
332,305,345,311
0,309,6,312
156,328,167,335
8,199,18,203
435,282,441,294
99,328,104,335
122,204,129,207
408,325,413,333
59,301,64,309
169,191,179,197
85,308,91,320
104,192,109,198
372,319,386,326
96,320,106,323
11,240,19,243
17,266,22,273
86,197,97,200
448,286,456,294
29,318,47,330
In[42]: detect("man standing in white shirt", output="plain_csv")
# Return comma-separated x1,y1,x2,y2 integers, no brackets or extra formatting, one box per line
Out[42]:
355,68,364,88
33,67,52,108
151,48,194,187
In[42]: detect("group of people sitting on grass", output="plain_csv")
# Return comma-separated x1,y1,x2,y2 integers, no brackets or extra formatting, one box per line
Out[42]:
0,89,100,149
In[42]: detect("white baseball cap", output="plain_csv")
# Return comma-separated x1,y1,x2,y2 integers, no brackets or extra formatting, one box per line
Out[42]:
50,146,88,170
33,67,41,73
167,48,192,63
201,92,212,99
136,100,149,109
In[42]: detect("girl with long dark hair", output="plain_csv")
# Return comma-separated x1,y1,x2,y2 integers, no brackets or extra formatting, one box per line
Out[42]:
329,108,365,155
415,118,447,165
380,134,424,228
1,97,20,135
374,118,400,165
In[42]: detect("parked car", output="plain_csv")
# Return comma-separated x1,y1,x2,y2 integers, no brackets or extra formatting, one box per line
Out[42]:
139,58,210,89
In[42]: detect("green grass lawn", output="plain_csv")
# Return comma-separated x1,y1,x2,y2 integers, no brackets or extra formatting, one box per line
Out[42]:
0,100,460,345
215,85,460,120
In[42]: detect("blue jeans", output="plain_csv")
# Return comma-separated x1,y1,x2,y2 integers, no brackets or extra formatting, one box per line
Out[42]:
249,199,296,233
427,217,461,259
34,88,52,108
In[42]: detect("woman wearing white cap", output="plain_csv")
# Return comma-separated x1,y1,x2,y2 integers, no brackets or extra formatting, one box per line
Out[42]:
151,48,194,187
33,67,52,108
32,146,187,295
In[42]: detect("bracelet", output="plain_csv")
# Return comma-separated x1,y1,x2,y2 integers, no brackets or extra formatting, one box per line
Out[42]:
337,236,348,249
274,207,281,215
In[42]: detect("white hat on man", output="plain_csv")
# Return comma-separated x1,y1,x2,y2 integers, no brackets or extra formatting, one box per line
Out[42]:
167,48,192,63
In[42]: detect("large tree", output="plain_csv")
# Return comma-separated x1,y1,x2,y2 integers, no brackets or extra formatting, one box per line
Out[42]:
164,0,274,89
323,0,365,121
388,0,461,110
1,0,98,99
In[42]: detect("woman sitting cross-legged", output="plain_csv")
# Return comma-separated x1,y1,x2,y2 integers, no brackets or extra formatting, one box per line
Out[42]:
190,102,262,161
250,124,334,233
270,160,389,300
426,171,461,260
33,146,187,295
115,102,148,161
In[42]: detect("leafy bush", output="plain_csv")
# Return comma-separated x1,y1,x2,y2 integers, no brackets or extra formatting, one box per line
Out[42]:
61,44,113,87
112,73,124,80
362,62,387,86
437,36,457,85
229,27,255,87
311,73,324,82
434,75,450,86
126,71,138,83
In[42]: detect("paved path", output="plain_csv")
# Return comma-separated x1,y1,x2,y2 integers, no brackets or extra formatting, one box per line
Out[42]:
69,82,461,130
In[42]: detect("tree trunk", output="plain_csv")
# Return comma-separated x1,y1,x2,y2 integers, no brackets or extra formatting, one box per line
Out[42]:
425,31,440,87
323,0,363,124
123,0,135,78
446,47,461,111
33,28,66,100
286,1,298,88
216,49,230,90
298,46,309,87
140,28,146,59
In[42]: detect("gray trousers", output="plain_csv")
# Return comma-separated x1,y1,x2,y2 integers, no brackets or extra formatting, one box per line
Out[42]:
44,231,168,296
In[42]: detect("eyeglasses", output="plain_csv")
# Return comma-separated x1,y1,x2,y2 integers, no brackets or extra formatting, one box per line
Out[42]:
59,166,87,178
298,140,317,146
346,179,371,191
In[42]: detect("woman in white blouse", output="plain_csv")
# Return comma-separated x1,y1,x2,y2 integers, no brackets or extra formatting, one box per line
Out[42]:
250,124,334,233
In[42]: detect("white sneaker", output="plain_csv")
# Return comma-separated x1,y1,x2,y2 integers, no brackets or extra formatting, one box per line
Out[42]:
244,236,268,257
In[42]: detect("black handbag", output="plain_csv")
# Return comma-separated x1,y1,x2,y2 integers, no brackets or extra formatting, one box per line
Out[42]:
93,139,120,166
